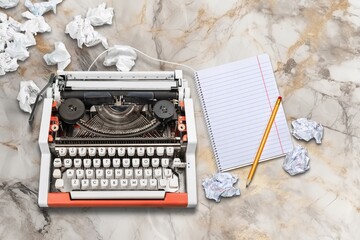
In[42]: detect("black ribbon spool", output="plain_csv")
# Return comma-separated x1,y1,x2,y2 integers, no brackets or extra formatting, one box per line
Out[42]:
58,98,85,124
153,100,176,120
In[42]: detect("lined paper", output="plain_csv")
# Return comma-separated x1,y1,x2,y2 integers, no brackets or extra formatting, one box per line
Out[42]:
194,54,293,171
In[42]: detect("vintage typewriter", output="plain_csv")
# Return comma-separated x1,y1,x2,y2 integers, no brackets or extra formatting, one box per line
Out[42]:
37,70,197,207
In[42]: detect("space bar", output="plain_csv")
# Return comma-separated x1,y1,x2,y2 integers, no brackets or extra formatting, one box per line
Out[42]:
70,191,166,200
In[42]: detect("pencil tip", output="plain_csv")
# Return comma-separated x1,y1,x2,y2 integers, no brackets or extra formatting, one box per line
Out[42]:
246,179,251,188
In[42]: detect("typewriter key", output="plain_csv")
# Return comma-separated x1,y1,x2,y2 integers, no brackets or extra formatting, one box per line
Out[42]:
59,98,85,124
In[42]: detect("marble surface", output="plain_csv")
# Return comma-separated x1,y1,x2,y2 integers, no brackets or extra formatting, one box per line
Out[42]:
1,0,360,239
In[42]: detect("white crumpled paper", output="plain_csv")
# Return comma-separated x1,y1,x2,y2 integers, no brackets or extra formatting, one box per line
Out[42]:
283,145,310,176
86,3,114,26
17,80,40,113
0,14,23,75
0,52,18,75
25,0,63,16
0,0,19,9
43,41,71,70
5,39,30,61
0,14,22,44
21,11,51,34
6,16,22,32
0,12,6,22
5,31,36,61
0,13,37,75
65,15,108,48
202,172,240,202
291,118,324,144
12,31,36,47
103,45,137,71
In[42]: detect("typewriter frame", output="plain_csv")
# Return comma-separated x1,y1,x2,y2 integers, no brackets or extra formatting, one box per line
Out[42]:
38,70,197,208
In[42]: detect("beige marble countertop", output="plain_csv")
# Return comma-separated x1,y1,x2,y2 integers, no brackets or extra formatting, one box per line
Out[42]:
1,0,360,239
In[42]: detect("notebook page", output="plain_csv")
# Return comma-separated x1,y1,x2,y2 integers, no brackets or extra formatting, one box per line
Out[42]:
195,54,293,171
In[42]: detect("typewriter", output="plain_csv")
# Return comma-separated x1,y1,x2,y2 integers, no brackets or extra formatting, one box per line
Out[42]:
38,70,197,207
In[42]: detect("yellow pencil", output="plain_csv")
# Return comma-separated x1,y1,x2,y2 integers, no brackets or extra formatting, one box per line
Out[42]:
246,96,282,188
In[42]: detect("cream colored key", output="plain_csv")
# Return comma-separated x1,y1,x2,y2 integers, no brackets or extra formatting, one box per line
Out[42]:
112,158,120,167
103,158,111,168
169,178,178,188
134,168,143,179
137,147,145,156
172,158,186,168
115,169,123,178
125,169,133,179
117,147,126,156
123,158,130,167
146,147,154,156
108,147,116,157
96,169,104,179
142,158,150,167
105,169,114,179
76,169,85,179
120,179,128,188
53,169,62,179
71,179,80,190
98,147,106,157
78,147,87,157
58,148,67,157
74,158,82,168
53,158,62,168
66,169,75,179
154,168,162,179
156,147,164,156
166,147,174,156
81,179,89,190
91,179,99,188
161,158,169,167
85,169,94,179
100,179,109,189
130,179,138,189
159,179,167,188
84,158,92,168
149,179,157,189
64,158,72,168
139,179,148,189
93,158,101,168
55,179,64,190
164,168,172,178
152,158,160,167
110,179,118,188
127,147,135,156
88,147,96,157
144,169,152,178
69,147,77,157
132,158,140,168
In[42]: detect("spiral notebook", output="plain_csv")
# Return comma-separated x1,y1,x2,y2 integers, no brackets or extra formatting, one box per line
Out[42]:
194,54,293,172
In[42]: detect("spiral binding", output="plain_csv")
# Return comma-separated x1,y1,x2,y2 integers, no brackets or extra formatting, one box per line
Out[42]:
193,72,222,172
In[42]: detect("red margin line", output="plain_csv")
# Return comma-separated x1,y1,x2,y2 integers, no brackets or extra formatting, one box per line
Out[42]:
256,56,284,153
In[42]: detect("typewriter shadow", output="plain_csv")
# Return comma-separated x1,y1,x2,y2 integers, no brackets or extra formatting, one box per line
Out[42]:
47,206,196,217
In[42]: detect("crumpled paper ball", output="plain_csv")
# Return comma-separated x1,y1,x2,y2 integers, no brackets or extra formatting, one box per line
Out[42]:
43,41,71,70
202,172,240,202
291,118,324,144
86,3,114,26
17,80,40,113
103,45,137,71
283,145,310,176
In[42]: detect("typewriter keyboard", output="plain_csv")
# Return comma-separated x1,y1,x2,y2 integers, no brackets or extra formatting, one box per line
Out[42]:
52,146,186,195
